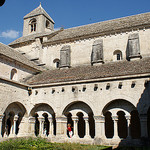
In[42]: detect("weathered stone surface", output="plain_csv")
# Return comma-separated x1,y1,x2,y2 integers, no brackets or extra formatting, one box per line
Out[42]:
2,5,150,147
60,45,71,68
127,33,141,59
91,39,103,64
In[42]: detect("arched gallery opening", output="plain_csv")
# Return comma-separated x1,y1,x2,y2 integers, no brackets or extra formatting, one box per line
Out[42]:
29,103,56,137
103,99,141,139
2,102,27,137
63,101,95,138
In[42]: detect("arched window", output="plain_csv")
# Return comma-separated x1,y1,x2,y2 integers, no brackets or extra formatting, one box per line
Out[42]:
46,20,50,29
29,19,36,32
53,58,60,68
113,50,122,61
10,68,18,81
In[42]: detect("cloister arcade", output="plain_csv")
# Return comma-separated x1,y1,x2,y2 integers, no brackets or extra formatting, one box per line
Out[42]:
29,103,56,137
63,101,95,139
0,99,149,143
1,102,27,138
103,99,141,139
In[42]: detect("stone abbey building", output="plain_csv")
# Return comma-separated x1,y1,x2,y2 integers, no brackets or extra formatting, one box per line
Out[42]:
1,4,150,146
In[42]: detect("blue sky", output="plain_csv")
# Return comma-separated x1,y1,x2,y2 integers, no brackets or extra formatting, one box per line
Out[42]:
0,0,150,45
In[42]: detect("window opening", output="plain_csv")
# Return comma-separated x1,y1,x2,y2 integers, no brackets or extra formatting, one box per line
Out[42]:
117,54,121,60
30,19,36,32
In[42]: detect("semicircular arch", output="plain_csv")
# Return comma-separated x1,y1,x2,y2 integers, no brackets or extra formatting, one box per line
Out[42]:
4,101,27,117
62,101,94,116
29,103,55,117
102,99,136,116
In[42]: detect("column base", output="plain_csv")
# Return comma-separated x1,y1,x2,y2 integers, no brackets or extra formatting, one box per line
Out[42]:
41,134,48,138
9,134,17,138
113,136,120,139
93,136,106,145
72,135,79,139
84,135,91,139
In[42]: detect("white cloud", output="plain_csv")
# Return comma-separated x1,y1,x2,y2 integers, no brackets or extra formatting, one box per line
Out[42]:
0,30,19,39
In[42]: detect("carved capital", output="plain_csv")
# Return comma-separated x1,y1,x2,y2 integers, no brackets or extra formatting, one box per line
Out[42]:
29,117,35,123
112,116,118,121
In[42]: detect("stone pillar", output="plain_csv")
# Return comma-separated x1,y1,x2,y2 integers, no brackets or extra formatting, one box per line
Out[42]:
72,116,79,138
94,116,106,139
0,115,4,138
38,117,45,136
13,115,18,137
17,117,26,137
84,117,90,139
56,116,67,138
100,116,106,139
48,117,53,137
4,115,8,138
126,116,131,139
29,117,36,136
94,116,101,138
112,116,119,139
140,114,148,138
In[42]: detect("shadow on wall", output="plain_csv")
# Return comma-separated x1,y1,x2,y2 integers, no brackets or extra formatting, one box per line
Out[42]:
116,81,150,148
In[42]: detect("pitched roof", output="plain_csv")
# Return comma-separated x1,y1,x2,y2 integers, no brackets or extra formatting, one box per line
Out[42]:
24,4,54,23
26,57,150,85
46,12,150,44
9,32,50,46
8,30,61,46
10,12,150,46
0,42,42,72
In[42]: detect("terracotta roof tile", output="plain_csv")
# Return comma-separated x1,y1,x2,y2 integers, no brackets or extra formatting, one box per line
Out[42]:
0,42,42,71
46,12,150,43
26,57,150,85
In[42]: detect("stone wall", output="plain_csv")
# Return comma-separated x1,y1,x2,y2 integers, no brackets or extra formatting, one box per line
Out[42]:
13,28,150,69
0,57,35,82
29,78,147,117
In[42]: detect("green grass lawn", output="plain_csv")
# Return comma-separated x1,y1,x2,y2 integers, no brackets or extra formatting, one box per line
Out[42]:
0,137,111,150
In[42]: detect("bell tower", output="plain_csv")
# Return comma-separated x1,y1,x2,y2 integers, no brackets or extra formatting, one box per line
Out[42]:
23,3,55,36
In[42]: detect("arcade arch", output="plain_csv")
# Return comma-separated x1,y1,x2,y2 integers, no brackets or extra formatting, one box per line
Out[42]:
103,99,141,139
29,103,56,137
2,102,27,137
63,101,95,138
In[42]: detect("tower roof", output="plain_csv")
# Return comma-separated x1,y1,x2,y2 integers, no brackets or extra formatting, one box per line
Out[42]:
24,3,54,23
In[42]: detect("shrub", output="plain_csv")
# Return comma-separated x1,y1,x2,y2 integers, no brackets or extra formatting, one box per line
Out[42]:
0,137,111,150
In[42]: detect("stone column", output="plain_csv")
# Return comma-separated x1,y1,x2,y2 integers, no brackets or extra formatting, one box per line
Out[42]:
140,114,148,138
94,116,106,145
0,115,4,138
126,116,131,139
94,116,101,138
100,116,106,139
56,116,68,138
112,116,119,139
29,117,36,136
48,117,53,137
94,116,106,139
84,117,90,139
13,115,18,137
17,117,26,137
72,116,79,138
38,116,45,136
